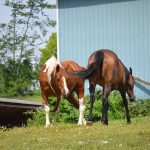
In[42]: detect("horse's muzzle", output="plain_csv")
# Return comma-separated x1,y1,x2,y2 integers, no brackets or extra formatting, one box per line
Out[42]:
62,90,69,97
130,95,136,102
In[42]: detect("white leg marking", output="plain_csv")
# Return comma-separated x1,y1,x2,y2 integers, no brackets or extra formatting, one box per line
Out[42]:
45,105,50,127
62,77,69,95
78,98,86,125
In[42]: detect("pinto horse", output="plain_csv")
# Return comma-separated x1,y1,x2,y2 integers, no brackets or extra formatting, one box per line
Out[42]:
71,49,135,125
39,56,86,127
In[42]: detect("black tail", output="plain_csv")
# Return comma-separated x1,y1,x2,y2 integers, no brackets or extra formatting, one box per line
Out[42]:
69,52,104,80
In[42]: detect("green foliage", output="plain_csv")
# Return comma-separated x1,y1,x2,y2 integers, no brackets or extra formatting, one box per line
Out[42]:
0,64,5,95
26,90,150,126
0,58,35,97
0,0,56,63
129,99,150,117
90,90,102,121
26,97,80,126
0,0,56,97
108,91,125,120
57,99,79,123
25,109,45,126
39,32,57,66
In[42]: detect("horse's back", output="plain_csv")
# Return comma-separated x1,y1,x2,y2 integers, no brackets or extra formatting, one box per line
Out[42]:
61,60,85,71
89,49,119,63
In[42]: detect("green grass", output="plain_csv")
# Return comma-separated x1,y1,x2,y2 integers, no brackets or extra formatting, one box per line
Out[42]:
0,117,150,150
14,95,42,102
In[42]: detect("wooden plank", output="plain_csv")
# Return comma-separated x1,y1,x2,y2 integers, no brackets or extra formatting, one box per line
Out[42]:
0,98,43,125
0,98,42,105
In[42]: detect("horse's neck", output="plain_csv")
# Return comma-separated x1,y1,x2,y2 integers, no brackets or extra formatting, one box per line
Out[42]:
49,72,60,94
51,72,56,84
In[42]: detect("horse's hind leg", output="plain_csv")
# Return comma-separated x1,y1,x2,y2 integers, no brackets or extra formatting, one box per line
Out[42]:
66,94,86,125
66,93,79,109
87,83,96,125
101,83,111,125
77,90,86,125
121,92,131,124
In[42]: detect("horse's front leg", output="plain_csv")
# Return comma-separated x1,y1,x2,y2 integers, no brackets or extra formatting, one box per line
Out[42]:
121,92,131,124
42,92,51,127
101,83,111,125
87,83,96,125
52,96,61,125
44,104,50,127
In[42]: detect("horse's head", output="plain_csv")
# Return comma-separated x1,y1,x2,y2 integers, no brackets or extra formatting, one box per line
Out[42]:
126,67,136,102
55,63,69,97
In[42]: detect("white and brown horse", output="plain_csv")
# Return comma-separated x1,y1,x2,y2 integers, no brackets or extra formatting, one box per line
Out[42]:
39,56,86,127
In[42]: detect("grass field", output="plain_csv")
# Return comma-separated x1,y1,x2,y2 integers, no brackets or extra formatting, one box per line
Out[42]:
0,117,150,150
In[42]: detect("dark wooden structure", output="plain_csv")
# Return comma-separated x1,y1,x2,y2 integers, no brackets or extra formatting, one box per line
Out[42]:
0,98,42,126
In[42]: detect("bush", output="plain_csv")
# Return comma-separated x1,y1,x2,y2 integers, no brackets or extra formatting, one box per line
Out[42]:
25,109,45,126
26,90,150,126
108,92,125,120
0,59,36,97
26,97,80,126
129,99,150,117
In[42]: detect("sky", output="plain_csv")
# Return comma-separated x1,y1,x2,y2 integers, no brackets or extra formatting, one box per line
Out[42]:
0,0,11,23
0,0,57,60
0,0,57,40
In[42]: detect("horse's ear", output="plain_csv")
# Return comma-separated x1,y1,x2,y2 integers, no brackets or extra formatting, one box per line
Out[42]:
129,67,132,75
56,64,60,73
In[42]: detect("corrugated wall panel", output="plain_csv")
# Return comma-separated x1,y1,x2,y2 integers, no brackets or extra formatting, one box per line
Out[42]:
58,0,150,98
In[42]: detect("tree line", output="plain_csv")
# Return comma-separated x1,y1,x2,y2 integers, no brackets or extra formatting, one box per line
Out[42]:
0,0,57,97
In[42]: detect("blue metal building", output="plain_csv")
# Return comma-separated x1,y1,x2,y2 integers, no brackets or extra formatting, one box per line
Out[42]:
57,0,150,98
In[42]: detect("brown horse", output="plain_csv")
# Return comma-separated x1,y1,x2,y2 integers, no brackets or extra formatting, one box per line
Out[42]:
71,49,135,125
39,56,86,127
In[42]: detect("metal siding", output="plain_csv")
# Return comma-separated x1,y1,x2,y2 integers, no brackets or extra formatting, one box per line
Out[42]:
58,0,150,98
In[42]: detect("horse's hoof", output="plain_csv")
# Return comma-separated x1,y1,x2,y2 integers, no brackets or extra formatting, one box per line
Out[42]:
77,123,82,126
101,122,108,125
45,124,50,128
52,120,56,126
127,121,131,124
83,119,87,126
86,121,92,126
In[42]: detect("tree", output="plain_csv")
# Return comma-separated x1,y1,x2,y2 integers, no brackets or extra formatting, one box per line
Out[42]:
2,58,35,96
39,32,57,66
0,0,56,96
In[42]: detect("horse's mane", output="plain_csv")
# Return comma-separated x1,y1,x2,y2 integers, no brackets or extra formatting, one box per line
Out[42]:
44,56,57,84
